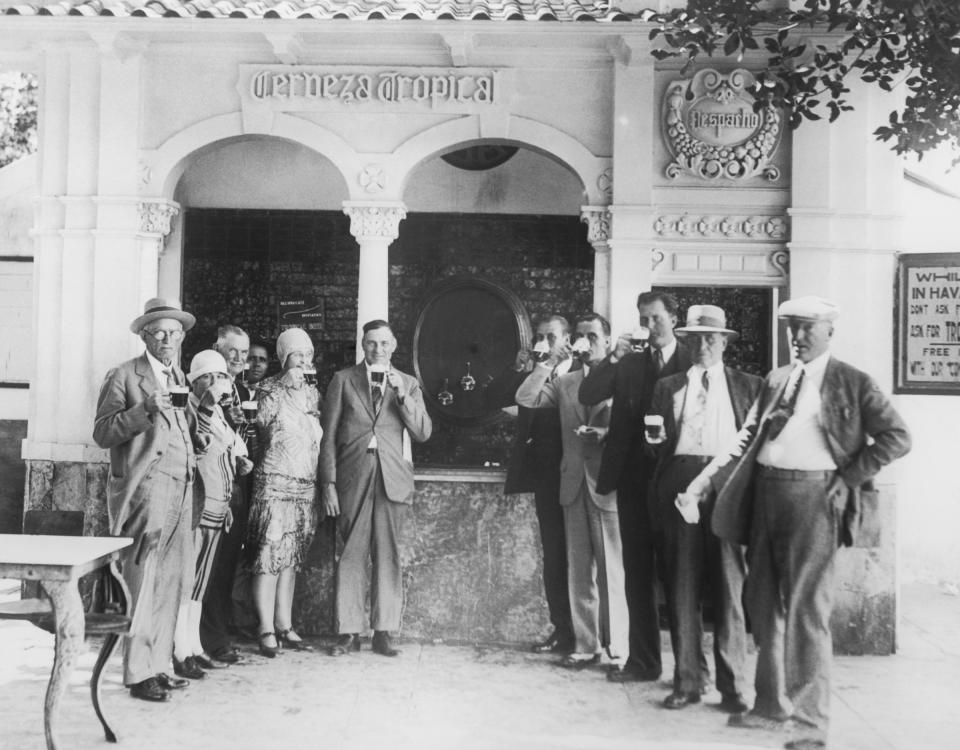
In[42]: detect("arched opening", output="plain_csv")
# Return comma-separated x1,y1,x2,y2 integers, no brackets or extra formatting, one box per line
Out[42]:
166,135,355,382
393,140,594,468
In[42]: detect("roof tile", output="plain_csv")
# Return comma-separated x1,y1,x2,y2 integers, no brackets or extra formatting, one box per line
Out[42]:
1,0,633,21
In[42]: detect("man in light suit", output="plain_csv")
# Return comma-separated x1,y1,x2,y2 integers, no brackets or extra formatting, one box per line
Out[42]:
93,298,197,702
579,291,691,682
320,320,432,657
515,313,628,669
646,305,762,712
685,297,911,750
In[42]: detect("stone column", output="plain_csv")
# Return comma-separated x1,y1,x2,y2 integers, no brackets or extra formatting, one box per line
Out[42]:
580,206,612,319
343,201,407,360
606,39,657,336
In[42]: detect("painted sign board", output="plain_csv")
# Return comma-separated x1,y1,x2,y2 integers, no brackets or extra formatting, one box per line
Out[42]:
278,297,325,332
895,252,960,394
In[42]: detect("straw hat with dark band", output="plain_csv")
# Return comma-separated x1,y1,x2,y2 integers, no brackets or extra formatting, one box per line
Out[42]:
130,297,196,334
674,304,738,340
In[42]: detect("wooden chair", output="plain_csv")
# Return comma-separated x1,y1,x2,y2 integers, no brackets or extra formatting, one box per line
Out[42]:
0,510,132,743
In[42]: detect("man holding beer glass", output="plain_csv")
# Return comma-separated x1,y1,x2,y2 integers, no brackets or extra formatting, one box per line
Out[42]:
200,324,254,665
486,314,576,655
579,291,691,682
93,297,198,702
646,305,761,712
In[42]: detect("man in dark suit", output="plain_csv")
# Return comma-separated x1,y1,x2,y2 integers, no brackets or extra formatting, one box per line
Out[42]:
579,291,691,681
486,314,574,653
320,320,432,657
93,298,197,702
647,305,761,712
685,296,911,750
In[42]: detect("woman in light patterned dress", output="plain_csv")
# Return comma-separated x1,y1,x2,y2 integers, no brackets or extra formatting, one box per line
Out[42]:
246,327,322,657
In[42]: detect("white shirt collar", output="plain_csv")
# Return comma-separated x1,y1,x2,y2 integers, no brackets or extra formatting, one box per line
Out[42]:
145,350,173,384
653,338,677,365
796,350,831,381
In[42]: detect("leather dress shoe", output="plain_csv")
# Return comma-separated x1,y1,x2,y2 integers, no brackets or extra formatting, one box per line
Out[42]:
728,712,797,732
719,693,749,714
372,630,400,657
258,632,280,658
129,677,169,702
193,652,224,670
606,663,661,683
173,656,205,680
531,631,574,654
209,646,240,665
663,690,701,709
278,628,314,651
557,653,601,670
784,739,826,750
328,633,361,656
155,672,189,690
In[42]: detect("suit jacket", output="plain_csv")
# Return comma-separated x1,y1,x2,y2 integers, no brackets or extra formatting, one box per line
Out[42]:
319,363,432,504
578,342,692,496
703,356,912,545
485,365,563,495
515,365,616,511
647,366,762,528
93,353,196,538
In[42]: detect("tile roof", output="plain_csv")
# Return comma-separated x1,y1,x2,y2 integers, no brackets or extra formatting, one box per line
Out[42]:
0,0,634,22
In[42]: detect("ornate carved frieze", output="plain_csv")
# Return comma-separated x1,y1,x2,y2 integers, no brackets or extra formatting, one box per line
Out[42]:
580,206,612,245
663,68,783,181
138,200,179,236
653,214,788,240
344,203,407,241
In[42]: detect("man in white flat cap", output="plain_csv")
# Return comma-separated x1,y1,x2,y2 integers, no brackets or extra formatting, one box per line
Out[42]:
93,298,198,702
647,305,762,713
683,296,911,749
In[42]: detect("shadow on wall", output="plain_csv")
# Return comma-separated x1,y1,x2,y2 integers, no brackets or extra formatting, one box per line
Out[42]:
0,420,27,533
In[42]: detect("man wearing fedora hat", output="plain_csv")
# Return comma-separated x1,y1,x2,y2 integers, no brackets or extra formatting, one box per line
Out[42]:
646,304,762,712
93,297,198,702
683,296,911,749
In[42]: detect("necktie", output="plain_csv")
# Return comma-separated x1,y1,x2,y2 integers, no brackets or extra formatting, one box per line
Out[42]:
372,384,382,413
653,348,664,373
162,368,174,389
766,368,805,441
688,370,710,447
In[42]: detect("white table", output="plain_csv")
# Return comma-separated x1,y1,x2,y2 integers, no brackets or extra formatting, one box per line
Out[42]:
0,534,132,750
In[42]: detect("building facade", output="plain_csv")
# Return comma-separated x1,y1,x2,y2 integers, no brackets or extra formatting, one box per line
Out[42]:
0,0,948,652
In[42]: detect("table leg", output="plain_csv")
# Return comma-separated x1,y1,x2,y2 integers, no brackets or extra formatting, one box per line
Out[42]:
40,579,85,750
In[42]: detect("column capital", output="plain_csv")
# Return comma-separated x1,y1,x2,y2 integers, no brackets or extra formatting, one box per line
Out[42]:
343,201,407,242
580,205,612,247
138,198,180,238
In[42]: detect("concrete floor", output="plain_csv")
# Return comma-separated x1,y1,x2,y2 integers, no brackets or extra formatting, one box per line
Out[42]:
1,580,958,750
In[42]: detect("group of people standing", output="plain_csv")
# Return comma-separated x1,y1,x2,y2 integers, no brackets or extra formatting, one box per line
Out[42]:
491,292,910,750
94,289,910,750
93,299,431,703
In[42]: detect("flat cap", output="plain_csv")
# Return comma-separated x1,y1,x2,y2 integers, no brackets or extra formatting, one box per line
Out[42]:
778,295,840,322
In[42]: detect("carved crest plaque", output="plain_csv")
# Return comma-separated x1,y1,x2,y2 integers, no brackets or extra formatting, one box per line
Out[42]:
663,69,782,181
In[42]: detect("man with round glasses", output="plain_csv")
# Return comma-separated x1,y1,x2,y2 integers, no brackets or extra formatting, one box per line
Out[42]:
93,297,198,702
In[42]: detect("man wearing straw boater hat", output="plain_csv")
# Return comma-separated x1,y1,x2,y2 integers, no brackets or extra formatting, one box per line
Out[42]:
645,305,761,713
682,296,911,749
93,298,198,702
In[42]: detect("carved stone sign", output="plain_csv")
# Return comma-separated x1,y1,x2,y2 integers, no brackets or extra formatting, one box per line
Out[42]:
238,65,507,113
662,68,782,181
895,252,960,394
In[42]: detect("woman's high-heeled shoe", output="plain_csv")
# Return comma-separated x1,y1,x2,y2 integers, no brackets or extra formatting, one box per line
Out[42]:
258,632,279,658
277,628,313,651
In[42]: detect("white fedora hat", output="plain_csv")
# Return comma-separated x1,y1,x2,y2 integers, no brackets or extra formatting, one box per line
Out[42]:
675,304,739,340
130,297,196,334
